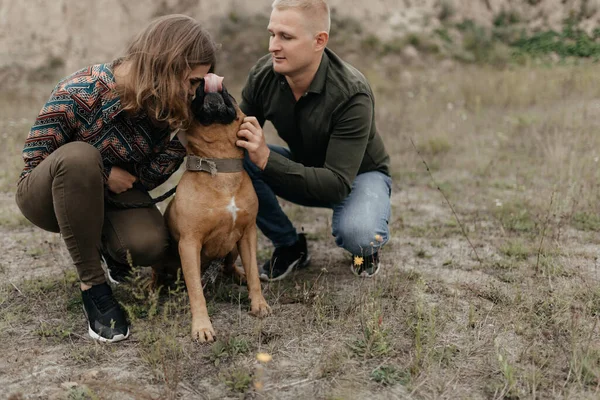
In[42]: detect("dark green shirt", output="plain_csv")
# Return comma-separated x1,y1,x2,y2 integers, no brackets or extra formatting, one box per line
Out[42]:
240,48,390,204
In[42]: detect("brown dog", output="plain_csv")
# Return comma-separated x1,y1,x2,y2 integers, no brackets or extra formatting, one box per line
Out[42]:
164,74,271,342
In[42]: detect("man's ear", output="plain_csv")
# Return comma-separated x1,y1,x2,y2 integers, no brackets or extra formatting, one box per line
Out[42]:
315,31,328,51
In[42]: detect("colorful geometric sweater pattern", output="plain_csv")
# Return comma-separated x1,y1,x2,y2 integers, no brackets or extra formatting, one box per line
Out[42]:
19,61,186,190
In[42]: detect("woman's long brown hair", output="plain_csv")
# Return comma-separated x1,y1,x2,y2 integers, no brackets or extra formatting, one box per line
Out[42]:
117,14,217,131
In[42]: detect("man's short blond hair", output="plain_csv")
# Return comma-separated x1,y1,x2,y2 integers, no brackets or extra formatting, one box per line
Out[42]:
272,0,331,34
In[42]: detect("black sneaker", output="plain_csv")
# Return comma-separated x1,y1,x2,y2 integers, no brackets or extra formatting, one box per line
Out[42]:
260,233,311,282
101,250,132,285
81,282,130,343
350,252,381,278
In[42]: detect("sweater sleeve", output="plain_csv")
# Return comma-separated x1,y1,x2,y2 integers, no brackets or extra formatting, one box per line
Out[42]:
20,85,81,181
133,133,187,190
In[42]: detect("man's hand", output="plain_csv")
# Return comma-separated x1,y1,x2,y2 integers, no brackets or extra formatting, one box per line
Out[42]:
107,166,137,194
236,116,270,170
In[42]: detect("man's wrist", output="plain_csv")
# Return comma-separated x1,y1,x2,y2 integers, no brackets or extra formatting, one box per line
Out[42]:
259,148,270,170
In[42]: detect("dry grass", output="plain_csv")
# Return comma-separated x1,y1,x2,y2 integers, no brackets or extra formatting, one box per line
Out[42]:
3,58,600,399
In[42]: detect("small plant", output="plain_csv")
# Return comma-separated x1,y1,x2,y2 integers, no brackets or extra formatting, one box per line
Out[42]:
432,344,460,366
495,340,518,397
479,283,510,305
318,348,346,378
579,287,600,317
434,28,453,43
381,37,405,55
417,137,451,157
35,321,72,339
67,385,99,400
370,365,409,386
408,280,439,374
500,240,531,261
468,303,477,329
120,265,160,322
349,310,392,359
569,347,600,386
360,34,382,53
415,248,430,259
220,367,253,393
438,0,454,22
494,201,538,234
571,211,600,231
493,10,521,28
511,18,600,59
206,336,251,366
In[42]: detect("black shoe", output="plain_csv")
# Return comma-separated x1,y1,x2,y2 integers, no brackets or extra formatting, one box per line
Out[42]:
260,233,311,282
350,252,381,278
101,250,132,285
81,282,130,343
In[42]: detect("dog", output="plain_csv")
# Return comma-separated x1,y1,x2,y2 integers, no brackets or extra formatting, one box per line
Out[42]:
163,73,271,342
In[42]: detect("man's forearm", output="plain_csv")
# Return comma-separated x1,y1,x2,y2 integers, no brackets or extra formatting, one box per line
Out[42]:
262,151,350,204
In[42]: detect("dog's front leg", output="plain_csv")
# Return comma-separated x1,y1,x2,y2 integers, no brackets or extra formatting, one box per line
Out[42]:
237,225,271,318
179,236,215,342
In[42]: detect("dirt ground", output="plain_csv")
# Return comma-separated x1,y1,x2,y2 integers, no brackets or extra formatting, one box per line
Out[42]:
2,60,600,400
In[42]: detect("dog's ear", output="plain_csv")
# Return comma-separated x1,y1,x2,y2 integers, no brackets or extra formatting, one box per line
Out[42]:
221,85,238,122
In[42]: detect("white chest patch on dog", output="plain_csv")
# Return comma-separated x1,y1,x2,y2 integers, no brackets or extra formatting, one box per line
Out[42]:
226,197,240,224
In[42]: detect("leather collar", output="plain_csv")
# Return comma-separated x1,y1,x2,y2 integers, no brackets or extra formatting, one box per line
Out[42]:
186,155,244,176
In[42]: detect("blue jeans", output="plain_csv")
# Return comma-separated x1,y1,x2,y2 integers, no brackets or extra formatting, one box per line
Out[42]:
244,145,392,256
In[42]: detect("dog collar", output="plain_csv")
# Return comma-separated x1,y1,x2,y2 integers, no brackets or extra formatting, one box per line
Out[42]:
186,155,244,176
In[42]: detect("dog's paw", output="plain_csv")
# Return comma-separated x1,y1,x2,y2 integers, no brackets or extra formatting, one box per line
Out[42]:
191,322,216,343
249,298,272,319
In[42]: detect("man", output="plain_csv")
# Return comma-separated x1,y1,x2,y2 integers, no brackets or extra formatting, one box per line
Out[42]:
236,0,391,281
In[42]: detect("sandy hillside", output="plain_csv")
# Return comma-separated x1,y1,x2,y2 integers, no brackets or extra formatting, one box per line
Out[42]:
1,0,599,78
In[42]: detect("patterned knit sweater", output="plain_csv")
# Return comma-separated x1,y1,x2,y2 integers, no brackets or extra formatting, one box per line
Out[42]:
19,61,186,190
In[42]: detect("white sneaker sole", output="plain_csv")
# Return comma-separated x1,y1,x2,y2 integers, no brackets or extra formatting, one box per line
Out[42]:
87,324,130,343
260,255,311,282
106,270,122,286
350,262,381,278
100,255,121,286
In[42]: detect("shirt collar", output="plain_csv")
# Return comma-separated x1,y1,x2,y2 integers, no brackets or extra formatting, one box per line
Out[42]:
306,51,329,94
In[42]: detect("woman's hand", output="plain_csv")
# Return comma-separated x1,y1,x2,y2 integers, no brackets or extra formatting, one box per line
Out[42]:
236,117,270,170
107,166,137,194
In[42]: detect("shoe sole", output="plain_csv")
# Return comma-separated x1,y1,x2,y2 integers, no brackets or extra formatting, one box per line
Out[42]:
260,255,312,282
100,255,121,286
106,270,123,286
87,323,130,343
350,262,381,278
102,255,131,285
82,302,130,343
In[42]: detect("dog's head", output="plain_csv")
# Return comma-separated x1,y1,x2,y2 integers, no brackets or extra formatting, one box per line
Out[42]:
190,74,238,126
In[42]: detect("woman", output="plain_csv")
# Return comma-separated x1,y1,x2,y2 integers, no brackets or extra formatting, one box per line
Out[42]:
15,14,217,343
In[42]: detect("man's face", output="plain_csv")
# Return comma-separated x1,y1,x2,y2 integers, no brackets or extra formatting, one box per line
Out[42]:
268,8,317,77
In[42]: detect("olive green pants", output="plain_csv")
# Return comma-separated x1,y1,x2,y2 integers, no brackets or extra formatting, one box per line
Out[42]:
16,142,169,285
